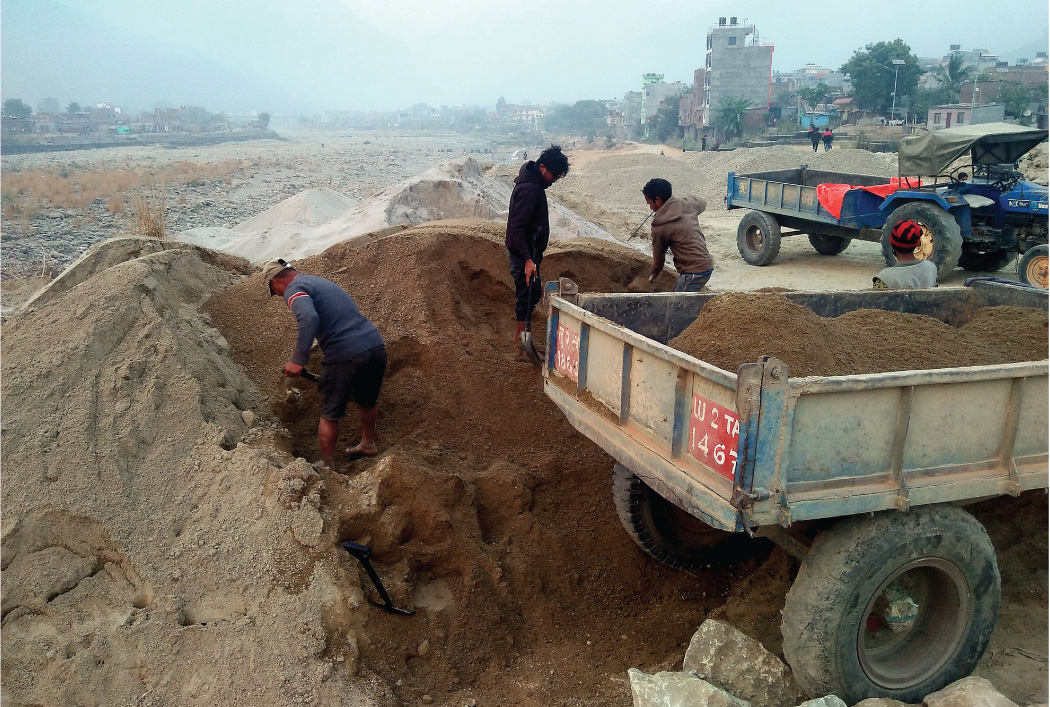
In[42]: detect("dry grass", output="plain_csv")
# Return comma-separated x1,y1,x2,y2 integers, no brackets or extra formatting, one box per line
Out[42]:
131,190,165,238
0,159,262,222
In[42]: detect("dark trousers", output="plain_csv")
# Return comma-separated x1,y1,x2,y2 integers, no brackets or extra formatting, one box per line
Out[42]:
509,252,542,322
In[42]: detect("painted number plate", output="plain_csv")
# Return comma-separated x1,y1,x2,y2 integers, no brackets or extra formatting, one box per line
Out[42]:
688,394,740,481
555,323,580,382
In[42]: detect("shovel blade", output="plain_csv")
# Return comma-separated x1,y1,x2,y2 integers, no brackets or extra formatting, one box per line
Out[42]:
519,331,543,369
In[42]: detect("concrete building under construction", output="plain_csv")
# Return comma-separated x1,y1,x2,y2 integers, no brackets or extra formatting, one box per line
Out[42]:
682,17,773,140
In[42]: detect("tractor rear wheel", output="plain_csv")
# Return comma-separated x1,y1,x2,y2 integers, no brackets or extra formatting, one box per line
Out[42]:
881,203,963,281
808,233,852,255
781,505,1000,704
737,211,782,266
1018,244,1049,289
612,463,738,571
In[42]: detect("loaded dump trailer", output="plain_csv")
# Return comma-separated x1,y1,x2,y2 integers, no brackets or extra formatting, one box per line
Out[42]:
727,123,1049,287
541,278,1048,703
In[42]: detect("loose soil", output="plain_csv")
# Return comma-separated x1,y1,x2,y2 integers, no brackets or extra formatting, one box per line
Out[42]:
669,293,1049,377
3,138,1047,707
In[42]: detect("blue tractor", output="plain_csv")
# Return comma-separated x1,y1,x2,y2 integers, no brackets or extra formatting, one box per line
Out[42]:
896,122,1048,287
727,123,1049,287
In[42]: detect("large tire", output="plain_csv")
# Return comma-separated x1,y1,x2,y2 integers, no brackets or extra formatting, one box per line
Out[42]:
958,249,1013,272
781,505,1000,704
808,233,852,255
881,202,963,281
1017,244,1049,289
737,211,782,266
611,463,735,571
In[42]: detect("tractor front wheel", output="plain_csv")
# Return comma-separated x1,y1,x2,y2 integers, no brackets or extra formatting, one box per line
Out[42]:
1018,244,1049,289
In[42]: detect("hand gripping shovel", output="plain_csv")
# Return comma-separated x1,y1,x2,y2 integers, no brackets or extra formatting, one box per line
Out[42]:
520,263,544,369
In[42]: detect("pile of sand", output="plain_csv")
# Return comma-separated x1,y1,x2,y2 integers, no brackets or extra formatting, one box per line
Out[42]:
174,157,621,264
1,244,392,705
3,221,1046,706
669,293,1049,377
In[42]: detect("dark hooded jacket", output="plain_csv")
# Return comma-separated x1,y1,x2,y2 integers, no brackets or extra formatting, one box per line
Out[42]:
650,195,713,279
505,161,551,262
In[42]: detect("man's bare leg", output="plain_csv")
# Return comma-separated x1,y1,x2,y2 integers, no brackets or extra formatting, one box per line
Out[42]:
346,406,378,457
319,417,339,469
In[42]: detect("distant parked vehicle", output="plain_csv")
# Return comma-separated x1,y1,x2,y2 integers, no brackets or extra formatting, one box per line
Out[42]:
727,122,1049,287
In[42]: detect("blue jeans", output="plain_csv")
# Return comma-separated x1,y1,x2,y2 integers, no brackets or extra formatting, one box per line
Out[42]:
674,270,712,292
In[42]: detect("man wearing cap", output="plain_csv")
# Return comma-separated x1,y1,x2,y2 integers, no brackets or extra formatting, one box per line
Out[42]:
874,220,938,289
262,258,387,470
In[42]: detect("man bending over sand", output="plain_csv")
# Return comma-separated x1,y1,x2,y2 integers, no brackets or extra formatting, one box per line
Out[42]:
642,178,714,292
263,258,387,469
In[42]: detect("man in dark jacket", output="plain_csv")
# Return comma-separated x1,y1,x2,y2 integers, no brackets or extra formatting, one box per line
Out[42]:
263,258,387,471
808,125,820,152
505,145,570,341
642,178,714,292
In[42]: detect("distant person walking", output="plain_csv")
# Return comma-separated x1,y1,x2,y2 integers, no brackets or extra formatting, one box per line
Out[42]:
701,135,707,151
823,128,833,152
809,125,820,152
642,178,714,292
505,145,570,346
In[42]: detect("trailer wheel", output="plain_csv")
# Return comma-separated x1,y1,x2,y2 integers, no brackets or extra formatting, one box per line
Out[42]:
781,505,1000,704
612,464,736,571
808,233,852,255
881,203,962,281
958,249,1013,272
737,211,782,266
1018,244,1049,289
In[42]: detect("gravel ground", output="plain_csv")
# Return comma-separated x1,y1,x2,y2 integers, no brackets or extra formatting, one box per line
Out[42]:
0,129,522,278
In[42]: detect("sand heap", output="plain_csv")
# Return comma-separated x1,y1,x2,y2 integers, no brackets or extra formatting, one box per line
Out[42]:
4,224,1046,706
174,157,620,264
669,293,1049,377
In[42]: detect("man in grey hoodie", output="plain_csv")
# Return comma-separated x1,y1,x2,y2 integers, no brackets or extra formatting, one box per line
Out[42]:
642,178,714,292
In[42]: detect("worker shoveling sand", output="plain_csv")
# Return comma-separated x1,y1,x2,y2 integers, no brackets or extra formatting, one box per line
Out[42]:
3,220,1046,706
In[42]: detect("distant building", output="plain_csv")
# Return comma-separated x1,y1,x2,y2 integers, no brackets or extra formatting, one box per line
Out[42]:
640,73,686,138
699,17,774,137
927,103,1005,130
496,102,545,129
944,46,1001,74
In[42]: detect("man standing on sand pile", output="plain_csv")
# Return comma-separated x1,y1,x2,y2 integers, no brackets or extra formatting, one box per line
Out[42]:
505,144,570,343
263,258,387,470
642,178,714,292
873,220,938,289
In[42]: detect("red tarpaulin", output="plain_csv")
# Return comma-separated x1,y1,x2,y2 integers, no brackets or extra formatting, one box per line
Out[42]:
815,177,923,219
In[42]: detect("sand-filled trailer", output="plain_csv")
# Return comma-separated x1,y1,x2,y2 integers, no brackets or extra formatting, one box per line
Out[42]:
541,278,1048,704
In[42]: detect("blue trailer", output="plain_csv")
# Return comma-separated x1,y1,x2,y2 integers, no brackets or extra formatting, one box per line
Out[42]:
726,123,1049,286
542,277,1048,705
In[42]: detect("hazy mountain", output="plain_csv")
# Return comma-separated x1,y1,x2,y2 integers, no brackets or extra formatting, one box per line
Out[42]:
1,0,309,115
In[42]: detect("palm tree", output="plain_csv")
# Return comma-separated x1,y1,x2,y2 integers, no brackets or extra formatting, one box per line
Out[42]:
714,97,754,142
935,55,976,102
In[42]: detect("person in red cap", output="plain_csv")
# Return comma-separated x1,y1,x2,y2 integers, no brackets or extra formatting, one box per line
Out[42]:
874,220,938,289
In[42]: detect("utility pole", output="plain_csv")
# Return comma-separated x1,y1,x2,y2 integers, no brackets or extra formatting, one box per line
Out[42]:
890,59,905,124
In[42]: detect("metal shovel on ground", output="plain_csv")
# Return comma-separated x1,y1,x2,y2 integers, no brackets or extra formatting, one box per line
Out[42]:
520,266,544,369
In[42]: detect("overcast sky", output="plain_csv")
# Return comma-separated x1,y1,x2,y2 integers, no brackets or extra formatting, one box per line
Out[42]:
2,0,1048,114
